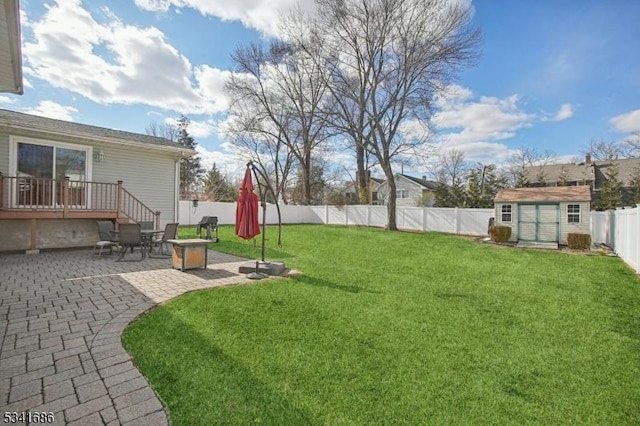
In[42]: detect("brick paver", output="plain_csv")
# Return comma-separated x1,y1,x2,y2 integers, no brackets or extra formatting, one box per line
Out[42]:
0,249,257,424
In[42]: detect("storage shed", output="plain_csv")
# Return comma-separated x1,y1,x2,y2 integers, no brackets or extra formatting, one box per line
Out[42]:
494,186,591,245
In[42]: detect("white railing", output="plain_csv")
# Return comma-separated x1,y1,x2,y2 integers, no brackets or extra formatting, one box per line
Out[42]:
178,201,494,236
591,205,640,273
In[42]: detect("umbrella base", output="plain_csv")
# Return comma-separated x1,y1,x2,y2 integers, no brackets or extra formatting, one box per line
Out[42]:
239,260,286,276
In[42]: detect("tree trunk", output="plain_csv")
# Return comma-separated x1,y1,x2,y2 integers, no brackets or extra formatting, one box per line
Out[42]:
356,144,368,204
384,168,397,231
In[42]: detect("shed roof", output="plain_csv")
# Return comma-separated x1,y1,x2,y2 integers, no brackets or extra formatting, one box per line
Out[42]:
494,186,591,202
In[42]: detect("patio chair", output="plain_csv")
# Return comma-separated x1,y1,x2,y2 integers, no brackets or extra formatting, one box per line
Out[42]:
117,223,145,261
197,216,219,241
94,220,119,255
150,222,179,257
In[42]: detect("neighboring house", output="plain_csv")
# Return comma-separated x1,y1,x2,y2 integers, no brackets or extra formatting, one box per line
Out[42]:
0,109,193,252
376,174,438,207
525,154,640,205
494,186,591,245
339,176,384,205
0,0,22,94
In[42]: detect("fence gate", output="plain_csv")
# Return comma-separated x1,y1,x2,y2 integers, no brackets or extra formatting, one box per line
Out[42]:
518,203,559,242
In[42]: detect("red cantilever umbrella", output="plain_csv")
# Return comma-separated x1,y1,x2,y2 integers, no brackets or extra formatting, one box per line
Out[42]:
235,166,261,240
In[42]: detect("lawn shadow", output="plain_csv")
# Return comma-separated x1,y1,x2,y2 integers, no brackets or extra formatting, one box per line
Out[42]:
183,268,239,281
125,310,322,425
295,275,382,294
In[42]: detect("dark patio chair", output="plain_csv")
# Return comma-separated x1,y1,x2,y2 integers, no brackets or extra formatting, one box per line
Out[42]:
196,216,218,241
117,223,145,261
94,220,119,255
150,222,179,257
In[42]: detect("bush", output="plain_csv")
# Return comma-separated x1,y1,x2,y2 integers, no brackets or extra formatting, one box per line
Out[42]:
489,225,512,243
567,233,591,250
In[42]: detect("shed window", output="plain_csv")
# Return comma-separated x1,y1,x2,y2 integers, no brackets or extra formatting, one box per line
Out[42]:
567,204,580,223
501,204,512,222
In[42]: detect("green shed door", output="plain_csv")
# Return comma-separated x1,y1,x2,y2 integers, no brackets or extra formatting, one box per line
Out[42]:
518,203,559,242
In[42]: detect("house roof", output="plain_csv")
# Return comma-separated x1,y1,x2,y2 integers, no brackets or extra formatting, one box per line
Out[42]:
524,162,595,183
398,174,438,190
0,109,193,155
0,0,23,94
594,157,640,185
494,186,592,202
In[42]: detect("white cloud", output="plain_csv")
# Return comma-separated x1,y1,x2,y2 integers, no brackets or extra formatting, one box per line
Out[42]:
610,109,640,133
22,100,78,121
433,91,533,145
134,0,315,38
550,103,574,121
22,0,229,115
0,96,17,105
165,116,217,139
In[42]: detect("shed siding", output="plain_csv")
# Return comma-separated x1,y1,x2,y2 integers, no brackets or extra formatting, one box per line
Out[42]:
494,202,518,242
559,201,590,245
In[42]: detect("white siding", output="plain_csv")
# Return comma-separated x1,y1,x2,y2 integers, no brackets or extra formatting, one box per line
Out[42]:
0,133,9,172
494,202,517,241
559,201,590,245
537,204,558,242
519,204,537,241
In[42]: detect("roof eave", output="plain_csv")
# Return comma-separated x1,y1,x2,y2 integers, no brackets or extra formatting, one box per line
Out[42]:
3,0,23,95
6,123,194,156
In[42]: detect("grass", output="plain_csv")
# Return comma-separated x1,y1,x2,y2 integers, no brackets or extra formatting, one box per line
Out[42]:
123,224,640,425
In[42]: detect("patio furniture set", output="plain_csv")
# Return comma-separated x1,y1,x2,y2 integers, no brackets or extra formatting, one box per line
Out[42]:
94,218,218,271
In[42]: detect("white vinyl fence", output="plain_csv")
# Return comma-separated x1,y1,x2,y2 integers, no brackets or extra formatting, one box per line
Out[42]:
179,201,494,236
591,205,640,273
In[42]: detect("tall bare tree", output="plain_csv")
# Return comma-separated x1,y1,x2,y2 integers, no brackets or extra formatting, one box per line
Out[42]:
507,146,555,187
225,40,333,205
433,149,468,207
289,0,479,229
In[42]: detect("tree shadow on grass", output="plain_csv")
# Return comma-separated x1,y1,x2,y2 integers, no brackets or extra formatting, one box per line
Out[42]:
125,310,322,425
294,275,382,294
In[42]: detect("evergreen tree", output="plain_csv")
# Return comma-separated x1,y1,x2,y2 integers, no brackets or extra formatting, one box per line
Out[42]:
202,163,238,202
628,165,640,205
176,116,204,198
465,167,483,208
465,164,506,208
434,180,453,207
557,167,570,186
596,164,623,210
534,167,547,187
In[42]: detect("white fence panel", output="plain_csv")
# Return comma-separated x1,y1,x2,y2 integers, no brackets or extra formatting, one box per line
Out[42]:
426,208,457,233
347,206,369,226
590,206,640,273
178,201,496,238
398,207,424,231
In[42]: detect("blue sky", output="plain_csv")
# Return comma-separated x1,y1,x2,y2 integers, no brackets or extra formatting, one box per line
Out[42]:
2,0,639,179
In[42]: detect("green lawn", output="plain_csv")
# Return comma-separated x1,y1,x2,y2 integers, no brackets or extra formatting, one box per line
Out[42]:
123,225,640,425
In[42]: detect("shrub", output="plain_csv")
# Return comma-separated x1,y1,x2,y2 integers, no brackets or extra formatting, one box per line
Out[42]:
567,233,591,250
489,225,512,243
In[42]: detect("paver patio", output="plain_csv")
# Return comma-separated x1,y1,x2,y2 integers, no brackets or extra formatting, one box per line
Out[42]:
0,248,256,425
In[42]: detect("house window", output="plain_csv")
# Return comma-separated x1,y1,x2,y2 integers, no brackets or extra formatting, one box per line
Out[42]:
10,137,91,207
397,189,409,199
501,204,512,222
567,204,580,223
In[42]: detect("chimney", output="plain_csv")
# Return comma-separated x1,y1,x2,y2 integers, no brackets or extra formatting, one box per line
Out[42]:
585,153,591,164
422,175,427,181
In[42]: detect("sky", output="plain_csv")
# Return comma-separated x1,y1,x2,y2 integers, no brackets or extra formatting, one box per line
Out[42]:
2,0,639,180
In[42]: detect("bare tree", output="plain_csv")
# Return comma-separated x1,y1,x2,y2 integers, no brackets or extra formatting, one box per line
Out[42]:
433,149,468,206
622,131,640,158
145,121,179,142
507,146,555,187
224,116,295,204
581,138,625,161
225,40,333,205
290,0,480,229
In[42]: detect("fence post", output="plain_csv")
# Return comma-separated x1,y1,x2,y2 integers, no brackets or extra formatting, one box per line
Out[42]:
423,207,427,232
325,205,329,224
155,211,161,229
455,207,461,234
367,204,371,227
345,205,349,225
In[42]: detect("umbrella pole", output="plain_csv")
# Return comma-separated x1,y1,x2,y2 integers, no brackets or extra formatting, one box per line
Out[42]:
261,199,267,262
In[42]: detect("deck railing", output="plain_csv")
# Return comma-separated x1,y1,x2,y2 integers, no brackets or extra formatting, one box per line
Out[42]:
0,174,159,226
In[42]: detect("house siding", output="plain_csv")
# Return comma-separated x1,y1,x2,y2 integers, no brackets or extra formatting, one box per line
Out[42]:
0,133,9,173
378,176,435,207
91,142,179,225
0,132,180,225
